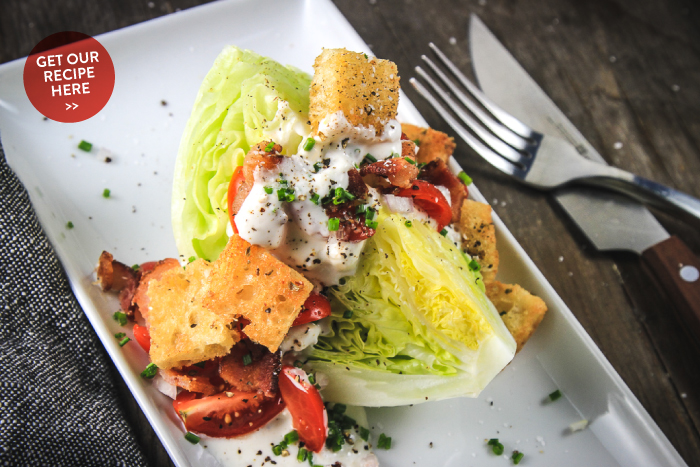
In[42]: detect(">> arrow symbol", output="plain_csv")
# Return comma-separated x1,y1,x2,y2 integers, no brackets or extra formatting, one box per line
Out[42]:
65,103,79,110
72,103,78,109
65,103,71,110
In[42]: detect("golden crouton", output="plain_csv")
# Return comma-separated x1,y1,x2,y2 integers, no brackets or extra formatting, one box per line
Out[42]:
486,281,547,352
147,259,239,370
459,199,499,284
203,235,313,352
310,48,399,135
401,123,456,164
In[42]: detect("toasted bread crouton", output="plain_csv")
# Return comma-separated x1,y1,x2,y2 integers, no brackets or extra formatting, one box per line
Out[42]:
147,259,239,370
401,123,456,164
459,199,499,284
486,281,547,352
203,235,313,352
310,48,399,135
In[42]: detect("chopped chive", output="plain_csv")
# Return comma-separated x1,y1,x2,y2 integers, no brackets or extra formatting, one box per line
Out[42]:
308,373,316,385
264,186,273,195
405,156,416,165
328,217,340,231
188,256,196,263
65,221,74,229
294,360,304,368
549,389,563,401
355,204,367,214
131,264,140,271
366,220,378,230
272,445,283,456
310,193,320,205
363,153,377,163
440,228,448,236
365,207,375,221
78,140,93,152
359,426,370,441
279,179,288,186
184,432,200,444
468,259,481,271
313,162,322,173
265,141,275,152
118,337,130,347
413,139,421,145
284,430,299,444
389,152,399,159
113,311,128,326
277,188,295,202
303,138,316,151
405,220,412,227
343,310,353,319
364,53,368,59
512,451,524,464
114,332,126,339
377,433,392,449
457,171,473,185
140,363,158,379
488,438,504,455
242,353,252,366
487,439,499,446
297,447,309,462
102,188,111,198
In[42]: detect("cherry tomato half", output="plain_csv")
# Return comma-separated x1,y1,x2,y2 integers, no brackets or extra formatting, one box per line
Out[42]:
292,293,332,327
396,180,452,232
227,165,245,234
132,323,151,352
175,390,285,438
279,366,327,452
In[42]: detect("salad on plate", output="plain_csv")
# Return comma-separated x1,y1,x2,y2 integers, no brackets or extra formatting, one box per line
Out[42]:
97,46,547,466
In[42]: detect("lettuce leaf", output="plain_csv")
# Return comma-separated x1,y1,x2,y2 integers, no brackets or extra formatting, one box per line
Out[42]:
306,213,516,406
172,46,311,261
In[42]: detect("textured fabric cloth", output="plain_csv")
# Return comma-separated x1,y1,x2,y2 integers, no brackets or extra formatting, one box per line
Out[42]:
0,139,148,466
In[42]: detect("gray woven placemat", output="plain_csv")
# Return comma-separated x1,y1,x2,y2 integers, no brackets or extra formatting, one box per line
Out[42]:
0,136,149,467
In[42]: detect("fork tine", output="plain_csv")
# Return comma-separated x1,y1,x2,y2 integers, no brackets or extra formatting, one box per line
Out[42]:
420,54,529,151
429,42,535,140
409,77,528,179
415,66,529,167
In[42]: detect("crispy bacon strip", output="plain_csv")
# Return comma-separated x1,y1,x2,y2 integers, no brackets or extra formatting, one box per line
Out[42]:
419,159,467,223
160,359,223,396
360,157,419,189
230,142,284,216
346,168,368,198
401,139,417,158
97,251,138,318
219,341,281,398
326,202,375,242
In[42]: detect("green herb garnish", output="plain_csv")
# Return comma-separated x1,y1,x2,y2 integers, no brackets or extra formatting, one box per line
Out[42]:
488,438,504,456
184,432,200,444
66,221,74,229
457,171,473,185
328,218,340,231
102,188,111,198
363,153,377,164
188,256,196,263
512,451,524,464
549,389,563,401
440,228,448,236
242,353,252,366
405,220,413,227
366,220,378,230
114,332,126,339
405,157,416,165
303,138,316,151
113,311,128,326
343,310,353,319
78,140,93,152
468,259,481,271
265,141,275,152
377,433,392,449
118,337,130,347
311,193,320,205
140,363,158,379
264,186,273,195
359,426,370,441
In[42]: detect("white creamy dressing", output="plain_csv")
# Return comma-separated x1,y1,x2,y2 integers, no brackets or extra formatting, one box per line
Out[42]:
280,322,321,353
235,109,403,286
200,407,378,467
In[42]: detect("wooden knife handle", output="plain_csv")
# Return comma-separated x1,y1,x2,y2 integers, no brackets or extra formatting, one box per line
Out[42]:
641,235,700,347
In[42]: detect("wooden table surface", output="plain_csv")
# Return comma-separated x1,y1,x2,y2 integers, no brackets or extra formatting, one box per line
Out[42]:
2,0,699,465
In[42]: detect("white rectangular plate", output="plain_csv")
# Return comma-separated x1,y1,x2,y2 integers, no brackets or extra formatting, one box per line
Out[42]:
0,1,686,466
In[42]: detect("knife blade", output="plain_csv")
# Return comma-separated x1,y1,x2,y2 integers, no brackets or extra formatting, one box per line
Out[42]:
468,14,700,346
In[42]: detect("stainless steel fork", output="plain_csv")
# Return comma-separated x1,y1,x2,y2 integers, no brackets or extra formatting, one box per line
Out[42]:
409,42,700,221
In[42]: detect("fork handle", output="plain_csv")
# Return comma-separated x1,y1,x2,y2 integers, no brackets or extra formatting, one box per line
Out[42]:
641,236,700,350
584,168,700,222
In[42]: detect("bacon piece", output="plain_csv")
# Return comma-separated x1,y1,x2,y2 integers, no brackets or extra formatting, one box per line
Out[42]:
160,359,223,396
419,159,467,223
131,258,180,323
326,202,375,242
360,158,419,189
346,168,368,198
401,139,417,159
97,251,138,318
219,341,281,398
230,142,284,216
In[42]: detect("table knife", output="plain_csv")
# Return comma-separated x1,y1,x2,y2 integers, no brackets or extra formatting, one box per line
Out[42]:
469,15,700,346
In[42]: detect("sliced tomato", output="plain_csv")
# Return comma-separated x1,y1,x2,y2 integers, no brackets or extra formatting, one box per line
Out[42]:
172,390,198,412
292,293,331,327
132,323,151,352
176,390,285,438
226,165,245,234
396,180,452,232
279,366,327,452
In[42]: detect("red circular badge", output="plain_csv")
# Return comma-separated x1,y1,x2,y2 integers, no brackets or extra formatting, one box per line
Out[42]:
23,32,115,123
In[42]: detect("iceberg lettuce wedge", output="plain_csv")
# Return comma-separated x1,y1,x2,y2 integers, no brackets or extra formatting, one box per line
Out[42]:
306,213,516,406
172,46,311,261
